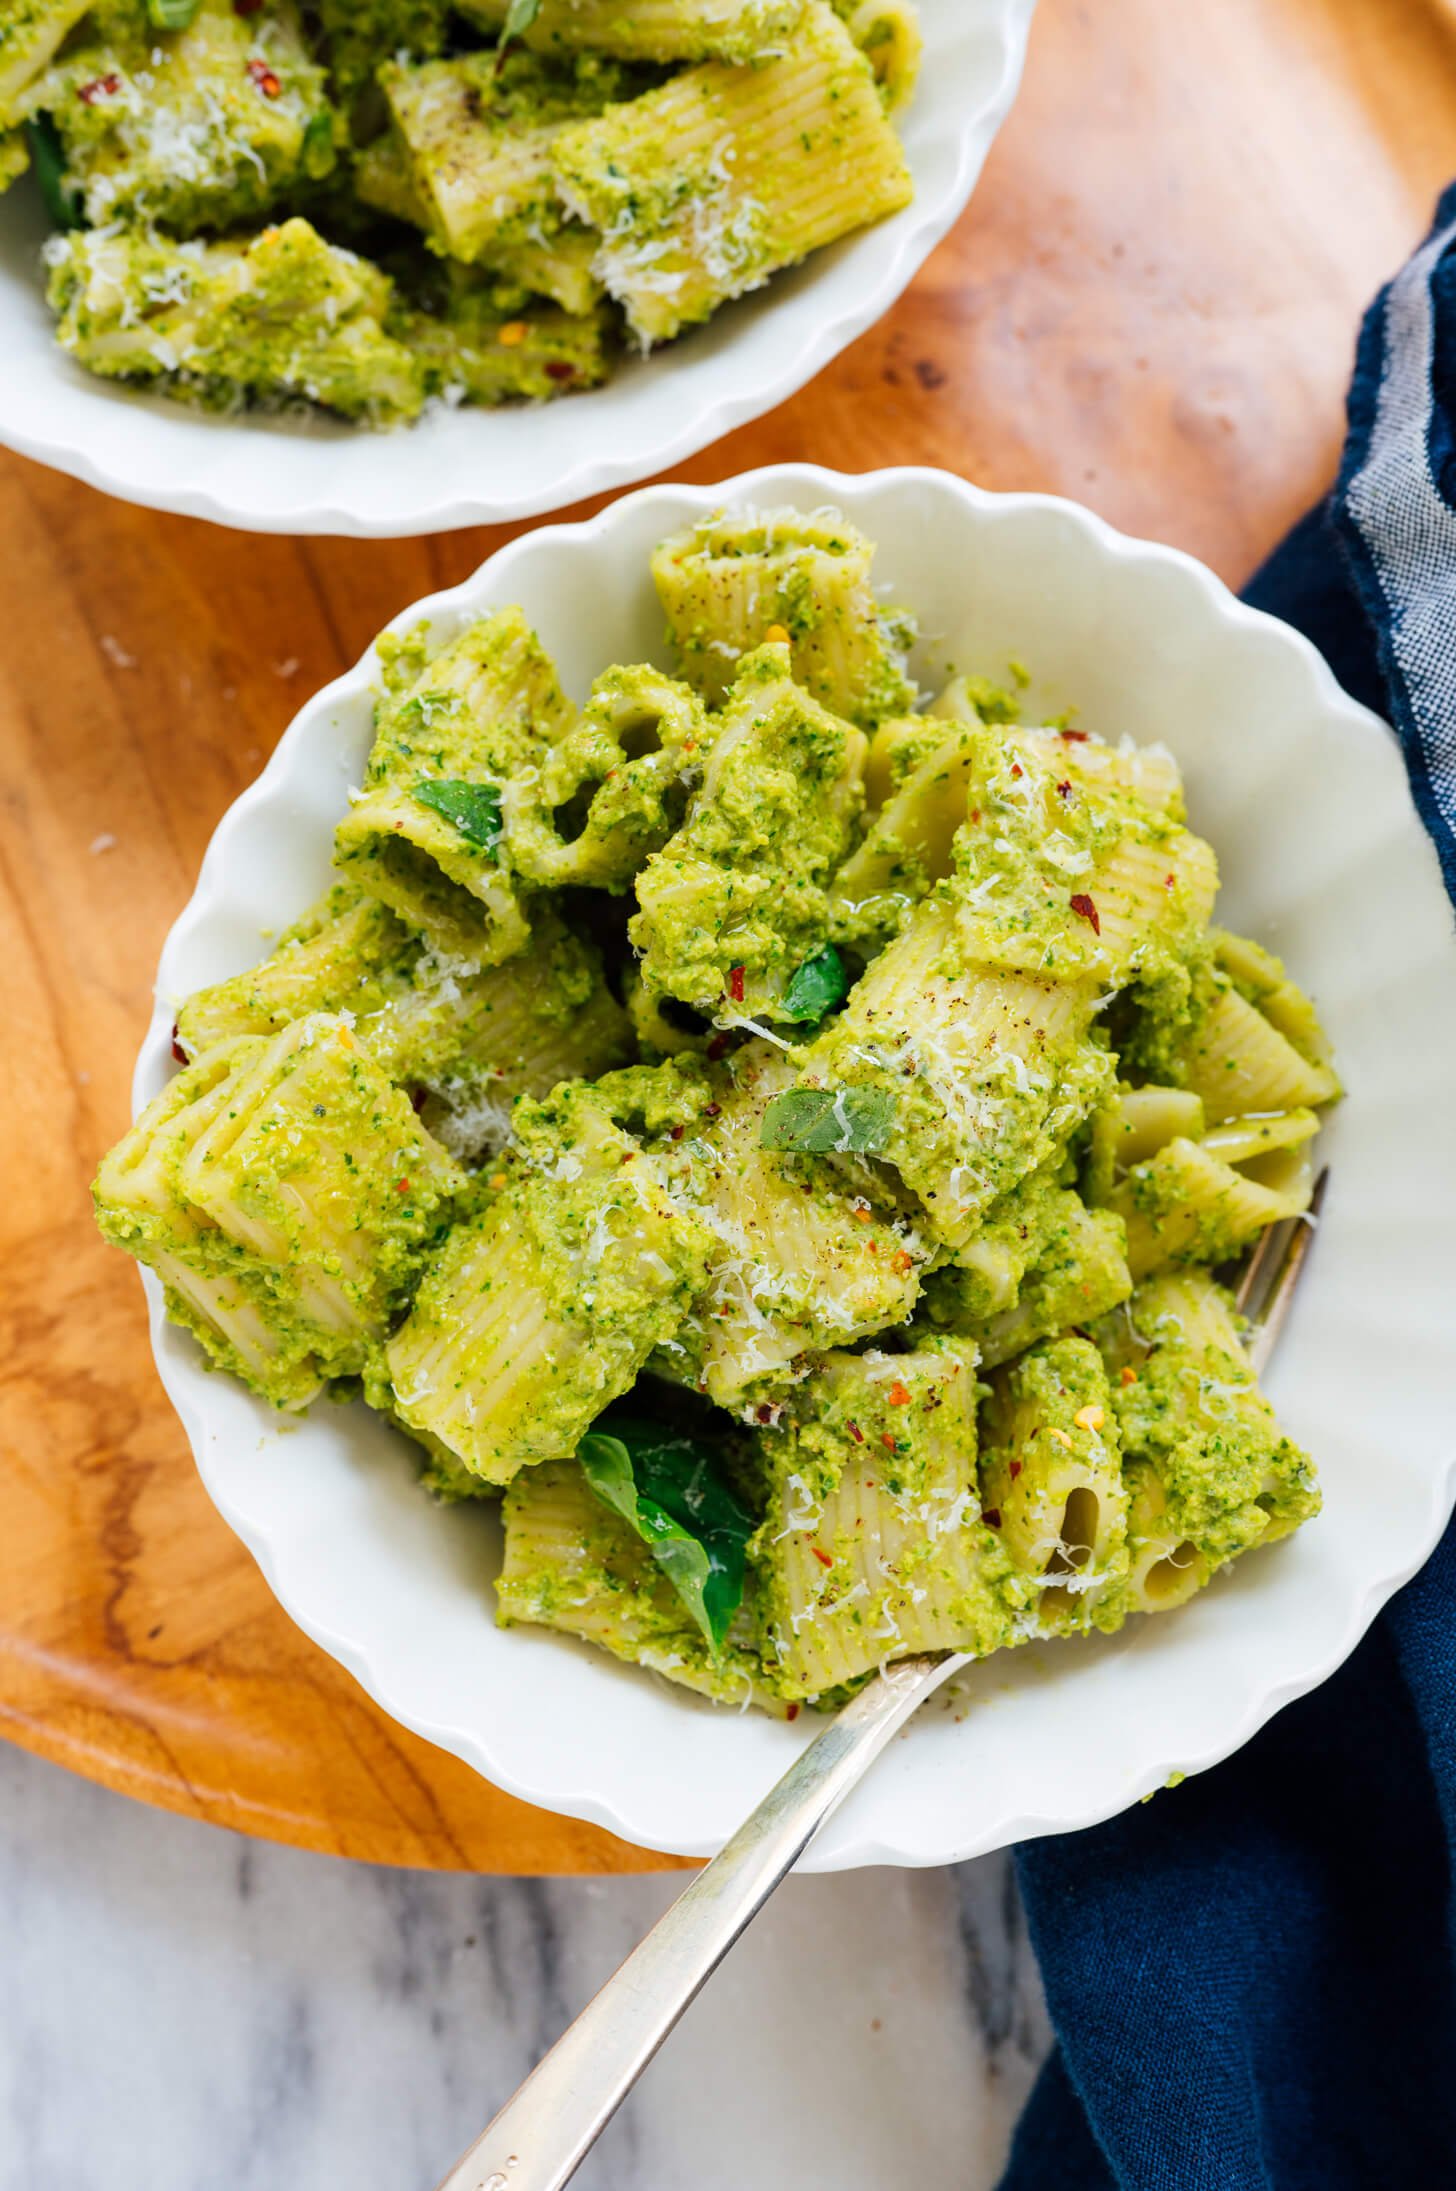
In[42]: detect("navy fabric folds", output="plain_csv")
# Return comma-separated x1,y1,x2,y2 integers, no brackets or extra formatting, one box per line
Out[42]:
999,190,1456,2191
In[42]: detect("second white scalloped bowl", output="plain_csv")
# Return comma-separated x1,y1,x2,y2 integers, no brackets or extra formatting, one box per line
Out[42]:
0,0,1034,535
137,465,1456,1868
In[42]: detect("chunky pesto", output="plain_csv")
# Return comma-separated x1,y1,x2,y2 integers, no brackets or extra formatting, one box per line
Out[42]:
94,513,1338,1712
18,0,921,424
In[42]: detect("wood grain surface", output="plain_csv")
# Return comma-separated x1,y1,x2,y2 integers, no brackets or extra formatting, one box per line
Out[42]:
2,0,1454,1874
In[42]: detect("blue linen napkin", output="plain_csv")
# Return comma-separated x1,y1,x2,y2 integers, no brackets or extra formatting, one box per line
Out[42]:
998,185,1456,2191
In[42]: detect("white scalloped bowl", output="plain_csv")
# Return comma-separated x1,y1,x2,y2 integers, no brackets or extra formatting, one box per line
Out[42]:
137,465,1456,1868
0,0,1033,536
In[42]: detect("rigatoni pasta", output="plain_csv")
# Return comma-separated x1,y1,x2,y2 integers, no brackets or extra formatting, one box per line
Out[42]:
95,507,1339,1714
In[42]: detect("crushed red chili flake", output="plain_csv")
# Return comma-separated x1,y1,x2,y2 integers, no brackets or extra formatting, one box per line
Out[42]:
1069,891,1101,935
727,964,745,1003
1056,779,1073,799
1010,762,1023,778
170,1024,188,1065
880,1432,899,1453
669,1122,685,1140
811,1546,833,1568
246,56,282,95
786,1702,800,1721
886,1380,911,1406
396,1178,411,1194
703,1101,721,1118
1009,1459,1023,1480
234,0,264,12
1059,728,1089,742
79,72,122,101
544,360,576,383
1164,872,1176,889
847,1419,864,1443
968,807,981,824
705,1033,731,1061
756,1403,777,1424
982,1507,1002,1528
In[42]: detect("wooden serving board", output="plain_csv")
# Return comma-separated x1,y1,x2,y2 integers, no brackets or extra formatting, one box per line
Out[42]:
2,0,1453,1874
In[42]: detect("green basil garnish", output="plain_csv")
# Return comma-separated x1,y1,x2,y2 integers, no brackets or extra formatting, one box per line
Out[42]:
412,777,502,856
578,1422,753,1652
781,944,849,1024
759,1085,896,1155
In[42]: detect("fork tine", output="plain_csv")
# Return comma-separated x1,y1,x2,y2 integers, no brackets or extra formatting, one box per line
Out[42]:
1245,1168,1328,1378
1232,1213,1283,1321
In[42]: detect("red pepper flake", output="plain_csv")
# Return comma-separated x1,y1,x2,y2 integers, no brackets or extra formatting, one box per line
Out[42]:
1059,728,1089,742
890,1248,914,1274
669,1122,685,1140
968,807,981,824
246,56,282,95
1164,872,1176,890
811,1545,833,1568
727,964,745,1003
1055,779,1073,799
170,1023,188,1065
79,72,122,102
543,360,576,383
705,1033,731,1061
703,1100,721,1118
886,1380,911,1406
234,0,264,12
982,1507,1002,1528
1009,1459,1023,1480
1010,762,1023,778
847,1419,864,1443
396,1178,411,1194
1070,892,1101,935
786,1702,800,1721
756,1403,778,1425
880,1432,899,1453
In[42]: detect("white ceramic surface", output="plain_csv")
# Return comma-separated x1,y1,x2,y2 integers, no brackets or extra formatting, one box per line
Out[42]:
0,0,1034,536
138,465,1456,1869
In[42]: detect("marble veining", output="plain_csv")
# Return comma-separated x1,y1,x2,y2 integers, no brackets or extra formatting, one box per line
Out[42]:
0,1740,1050,2190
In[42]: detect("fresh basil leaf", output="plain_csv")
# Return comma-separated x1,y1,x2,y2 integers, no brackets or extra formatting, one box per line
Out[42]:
781,944,848,1024
412,777,502,856
499,0,544,44
147,0,202,26
24,116,80,232
579,1424,753,1652
760,1085,896,1155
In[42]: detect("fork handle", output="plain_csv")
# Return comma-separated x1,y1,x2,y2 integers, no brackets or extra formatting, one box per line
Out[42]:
432,1651,960,2191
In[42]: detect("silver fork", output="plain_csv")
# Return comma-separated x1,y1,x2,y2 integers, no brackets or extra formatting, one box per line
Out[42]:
434,1175,1327,2191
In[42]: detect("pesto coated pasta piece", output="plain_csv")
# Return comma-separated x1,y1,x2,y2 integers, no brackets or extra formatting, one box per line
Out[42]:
315,0,447,105
457,0,808,63
44,221,424,425
753,1343,1029,1697
384,1080,716,1486
829,719,980,948
800,892,1114,1250
652,1041,924,1411
28,0,337,234
1099,1270,1321,1611
949,718,1219,988
1109,1112,1318,1280
394,289,613,404
651,510,917,726
335,607,573,960
551,1,913,347
979,1335,1129,1634
94,1017,464,1407
923,1192,1131,1369
0,0,90,123
497,1455,784,1711
175,886,413,1060
630,642,867,1017
838,0,922,110
502,664,709,891
380,49,625,268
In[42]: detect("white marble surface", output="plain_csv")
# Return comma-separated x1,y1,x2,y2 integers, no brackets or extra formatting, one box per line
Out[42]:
0,1738,1050,2191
